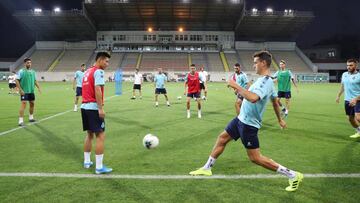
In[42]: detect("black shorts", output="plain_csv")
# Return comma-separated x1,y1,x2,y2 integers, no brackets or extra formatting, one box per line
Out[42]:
20,93,35,102
81,109,105,133
187,92,201,98
278,91,291,99
345,101,360,116
9,83,16,89
200,83,205,90
225,117,259,149
76,87,82,97
155,88,167,94
133,84,141,90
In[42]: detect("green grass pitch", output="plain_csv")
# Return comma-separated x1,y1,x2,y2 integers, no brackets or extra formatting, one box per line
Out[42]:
0,81,359,202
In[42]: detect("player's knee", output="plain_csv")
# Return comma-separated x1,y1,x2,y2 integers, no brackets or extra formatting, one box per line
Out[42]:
356,114,360,121
248,154,261,164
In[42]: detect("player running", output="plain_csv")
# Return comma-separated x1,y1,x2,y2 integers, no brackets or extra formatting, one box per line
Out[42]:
81,52,112,174
73,63,86,112
16,58,41,126
199,66,209,100
154,68,170,107
231,63,249,115
189,51,303,192
273,60,298,118
336,59,360,139
184,64,206,119
131,69,143,99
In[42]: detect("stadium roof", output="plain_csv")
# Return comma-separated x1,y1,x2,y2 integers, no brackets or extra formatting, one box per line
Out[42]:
13,0,314,41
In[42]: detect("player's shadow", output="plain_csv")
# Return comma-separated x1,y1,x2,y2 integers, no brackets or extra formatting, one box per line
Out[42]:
23,124,81,163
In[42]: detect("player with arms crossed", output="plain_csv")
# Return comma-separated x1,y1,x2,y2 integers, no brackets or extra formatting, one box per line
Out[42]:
184,64,206,119
73,63,86,112
336,59,360,139
189,51,303,192
154,68,170,107
273,60,298,118
16,58,41,126
81,52,112,174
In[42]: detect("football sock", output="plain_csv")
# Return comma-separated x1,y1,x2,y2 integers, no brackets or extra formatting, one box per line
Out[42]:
96,154,104,170
19,117,24,123
29,114,34,120
277,165,296,179
203,156,216,170
84,152,91,163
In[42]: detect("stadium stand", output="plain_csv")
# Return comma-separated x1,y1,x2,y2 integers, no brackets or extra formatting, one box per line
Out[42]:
272,51,313,72
191,53,208,70
16,50,61,71
54,49,93,71
140,53,188,71
206,53,224,72
120,53,138,71
107,52,125,71
237,51,256,71
225,52,240,70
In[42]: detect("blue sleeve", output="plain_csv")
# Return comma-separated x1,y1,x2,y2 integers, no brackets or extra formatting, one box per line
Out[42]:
273,71,278,78
252,79,272,100
341,73,345,84
94,70,105,86
243,74,249,84
154,75,157,82
74,71,78,79
16,70,23,80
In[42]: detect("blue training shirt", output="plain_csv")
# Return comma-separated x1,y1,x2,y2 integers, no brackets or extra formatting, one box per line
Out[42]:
154,73,167,89
341,72,360,101
238,76,277,129
236,72,249,89
74,70,85,88
81,69,105,110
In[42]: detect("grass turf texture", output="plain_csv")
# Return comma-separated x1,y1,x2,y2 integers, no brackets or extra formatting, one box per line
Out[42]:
0,81,359,202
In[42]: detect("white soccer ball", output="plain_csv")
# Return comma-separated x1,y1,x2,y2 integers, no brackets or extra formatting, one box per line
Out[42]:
143,134,159,149
177,96,182,100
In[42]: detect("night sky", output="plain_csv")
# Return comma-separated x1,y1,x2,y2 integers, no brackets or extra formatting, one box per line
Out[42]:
0,0,359,59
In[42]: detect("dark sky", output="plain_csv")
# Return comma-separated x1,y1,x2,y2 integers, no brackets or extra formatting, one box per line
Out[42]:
0,0,360,59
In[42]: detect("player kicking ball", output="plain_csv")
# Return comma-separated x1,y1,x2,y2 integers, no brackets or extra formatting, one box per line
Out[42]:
81,52,112,174
154,68,170,107
189,51,303,192
184,64,206,119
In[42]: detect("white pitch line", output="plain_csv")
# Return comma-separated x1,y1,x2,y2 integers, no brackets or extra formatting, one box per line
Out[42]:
0,173,359,179
0,94,119,137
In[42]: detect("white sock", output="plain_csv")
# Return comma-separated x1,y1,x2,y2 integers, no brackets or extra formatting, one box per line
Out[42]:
84,152,91,163
276,165,296,179
29,114,34,120
96,154,104,170
19,117,24,123
203,156,216,170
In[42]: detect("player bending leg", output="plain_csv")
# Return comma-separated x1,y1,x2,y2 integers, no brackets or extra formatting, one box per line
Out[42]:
190,51,303,192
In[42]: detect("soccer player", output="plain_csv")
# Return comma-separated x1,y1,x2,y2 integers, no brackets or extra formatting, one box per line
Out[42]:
16,58,41,126
232,63,249,115
8,71,18,94
184,64,206,119
81,52,112,174
199,66,209,100
189,51,303,192
131,69,143,99
73,63,86,112
273,60,298,118
336,59,360,139
154,68,170,107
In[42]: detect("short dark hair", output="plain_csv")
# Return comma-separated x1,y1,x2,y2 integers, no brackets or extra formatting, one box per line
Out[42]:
95,52,111,61
81,63,86,67
24,58,31,63
253,51,272,67
234,63,241,67
347,59,359,64
280,60,286,64
190,64,196,67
